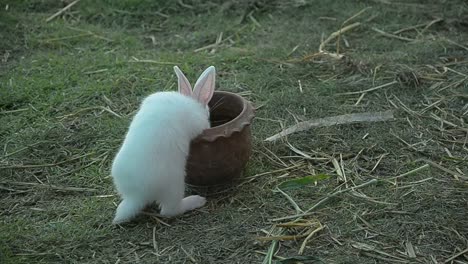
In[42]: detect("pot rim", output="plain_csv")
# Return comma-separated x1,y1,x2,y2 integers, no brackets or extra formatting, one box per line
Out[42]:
194,91,255,143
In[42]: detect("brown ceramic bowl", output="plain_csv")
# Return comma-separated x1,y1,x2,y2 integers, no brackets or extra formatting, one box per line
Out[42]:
185,91,255,186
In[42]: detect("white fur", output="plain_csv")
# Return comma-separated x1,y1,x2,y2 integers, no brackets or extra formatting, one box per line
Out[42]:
111,66,215,224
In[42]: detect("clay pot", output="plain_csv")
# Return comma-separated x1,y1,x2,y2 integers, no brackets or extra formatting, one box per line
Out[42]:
185,91,255,186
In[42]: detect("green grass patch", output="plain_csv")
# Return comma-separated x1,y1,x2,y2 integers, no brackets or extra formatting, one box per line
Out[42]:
1,0,467,263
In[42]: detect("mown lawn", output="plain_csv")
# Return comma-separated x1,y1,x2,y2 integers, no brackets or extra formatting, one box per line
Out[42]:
1,0,467,263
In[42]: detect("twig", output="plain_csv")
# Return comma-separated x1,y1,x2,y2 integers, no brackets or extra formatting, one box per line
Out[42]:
129,57,178,65
0,153,93,169
396,177,433,188
393,18,443,34
152,227,158,252
261,145,289,167
370,153,388,173
265,111,395,142
180,246,197,263
430,113,467,131
275,187,303,213
3,181,97,192
337,80,398,95
57,106,121,119
244,163,303,179
177,0,194,9
141,212,171,227
372,27,415,42
249,13,262,28
54,160,99,178
286,142,313,160
298,224,325,254
194,32,225,53
256,232,312,241
305,8,369,60
320,22,361,52
2,142,43,159
83,69,108,75
443,66,468,78
262,238,279,264
342,7,371,29
276,221,319,228
43,33,92,42
66,26,113,42
418,18,443,36
444,247,468,263
254,251,285,260
46,0,81,22
271,179,378,221
332,158,346,183
352,242,408,262
422,159,467,180
319,22,361,59
445,38,468,51
0,185,17,192
391,132,422,152
337,7,371,54
388,164,430,181
304,179,377,214
0,108,28,114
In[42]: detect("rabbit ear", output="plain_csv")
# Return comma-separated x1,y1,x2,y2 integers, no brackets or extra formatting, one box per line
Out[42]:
192,66,215,105
174,66,192,97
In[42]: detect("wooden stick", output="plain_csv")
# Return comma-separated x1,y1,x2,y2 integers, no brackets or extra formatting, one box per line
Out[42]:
265,111,394,142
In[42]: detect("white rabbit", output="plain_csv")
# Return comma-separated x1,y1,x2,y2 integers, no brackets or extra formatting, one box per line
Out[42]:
111,66,215,224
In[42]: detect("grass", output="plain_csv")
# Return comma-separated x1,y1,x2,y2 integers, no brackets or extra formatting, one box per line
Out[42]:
1,0,467,263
